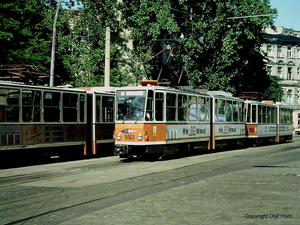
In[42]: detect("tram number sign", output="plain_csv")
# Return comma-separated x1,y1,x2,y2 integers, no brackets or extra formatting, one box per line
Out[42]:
125,134,135,140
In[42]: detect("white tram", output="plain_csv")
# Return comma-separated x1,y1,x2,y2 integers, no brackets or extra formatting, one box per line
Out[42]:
114,83,211,158
0,81,115,159
114,81,293,158
209,91,246,149
244,100,293,145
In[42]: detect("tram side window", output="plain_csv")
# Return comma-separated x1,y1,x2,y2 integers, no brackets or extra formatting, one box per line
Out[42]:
232,101,238,122
226,101,232,122
279,109,283,123
44,92,61,122
80,94,86,122
262,106,267,123
102,96,114,122
281,109,286,123
258,105,262,123
251,105,257,123
288,109,293,123
155,92,164,121
96,95,101,122
146,91,153,121
178,94,187,121
1,89,20,122
166,93,176,121
266,106,272,123
286,109,291,123
281,108,290,123
198,97,208,122
22,90,41,122
267,107,271,123
188,96,197,121
270,107,276,123
0,94,5,122
246,104,251,123
239,102,244,122
63,93,78,122
216,99,225,122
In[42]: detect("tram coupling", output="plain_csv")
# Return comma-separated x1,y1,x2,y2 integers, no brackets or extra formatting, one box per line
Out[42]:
114,144,130,158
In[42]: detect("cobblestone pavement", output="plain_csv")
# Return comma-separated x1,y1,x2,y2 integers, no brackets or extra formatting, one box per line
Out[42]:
61,155,300,225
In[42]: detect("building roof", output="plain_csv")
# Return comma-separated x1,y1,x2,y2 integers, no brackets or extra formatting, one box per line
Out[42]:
264,33,300,45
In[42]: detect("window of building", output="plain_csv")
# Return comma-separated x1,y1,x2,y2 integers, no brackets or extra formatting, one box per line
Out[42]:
277,67,283,78
267,66,272,75
287,89,292,105
287,47,292,58
267,45,272,56
277,46,282,57
287,67,292,80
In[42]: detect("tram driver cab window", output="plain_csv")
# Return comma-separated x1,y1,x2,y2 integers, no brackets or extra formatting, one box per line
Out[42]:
146,91,153,121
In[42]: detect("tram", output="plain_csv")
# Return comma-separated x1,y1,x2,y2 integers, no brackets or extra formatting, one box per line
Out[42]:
114,81,293,158
0,81,115,159
245,100,293,146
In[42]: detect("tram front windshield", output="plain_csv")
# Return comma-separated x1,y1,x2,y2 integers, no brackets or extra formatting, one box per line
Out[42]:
117,90,146,121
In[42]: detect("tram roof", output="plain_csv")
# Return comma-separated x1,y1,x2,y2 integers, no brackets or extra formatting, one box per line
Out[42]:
0,81,86,93
79,86,116,94
116,84,211,95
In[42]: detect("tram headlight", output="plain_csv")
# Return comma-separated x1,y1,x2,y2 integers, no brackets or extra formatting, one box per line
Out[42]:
116,133,122,140
137,133,143,140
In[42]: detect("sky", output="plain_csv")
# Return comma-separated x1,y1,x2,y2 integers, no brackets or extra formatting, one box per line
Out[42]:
269,0,300,30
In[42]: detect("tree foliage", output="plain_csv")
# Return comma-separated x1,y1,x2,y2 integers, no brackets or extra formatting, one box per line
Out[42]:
117,0,280,99
0,0,52,72
0,0,284,101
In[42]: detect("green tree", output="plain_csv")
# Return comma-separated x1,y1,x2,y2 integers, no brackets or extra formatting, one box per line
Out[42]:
263,75,284,102
56,0,133,87
117,0,282,99
0,0,52,72
0,0,75,85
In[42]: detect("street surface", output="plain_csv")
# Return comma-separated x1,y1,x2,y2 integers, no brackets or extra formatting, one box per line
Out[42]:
0,137,300,224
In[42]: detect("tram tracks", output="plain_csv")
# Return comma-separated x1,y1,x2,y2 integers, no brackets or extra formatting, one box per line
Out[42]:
1,142,299,225
0,159,122,188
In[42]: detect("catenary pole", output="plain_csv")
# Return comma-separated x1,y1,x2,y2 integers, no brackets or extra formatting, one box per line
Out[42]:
105,27,111,87
49,0,63,87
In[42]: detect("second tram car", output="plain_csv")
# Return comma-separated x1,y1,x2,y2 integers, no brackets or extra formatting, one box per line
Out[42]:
0,81,115,159
244,100,293,146
114,82,293,158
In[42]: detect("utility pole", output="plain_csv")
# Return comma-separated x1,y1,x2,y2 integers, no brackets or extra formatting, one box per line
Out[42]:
49,0,63,87
104,27,111,87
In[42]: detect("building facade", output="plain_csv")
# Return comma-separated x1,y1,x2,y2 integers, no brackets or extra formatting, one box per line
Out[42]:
262,27,300,128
